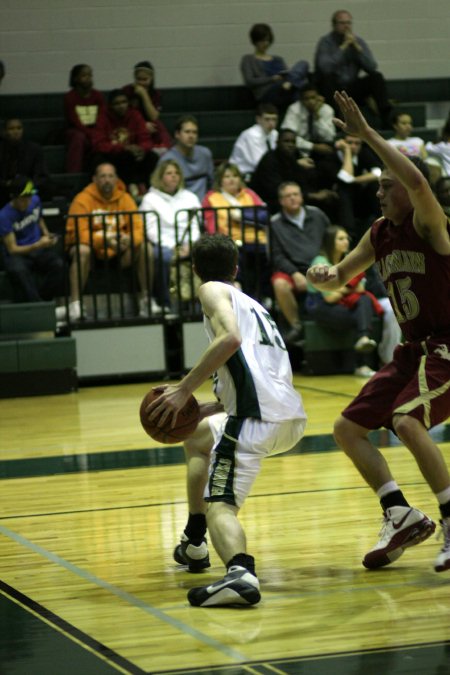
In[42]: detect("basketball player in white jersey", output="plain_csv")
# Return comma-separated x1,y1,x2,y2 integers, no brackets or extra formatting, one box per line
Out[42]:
145,234,306,606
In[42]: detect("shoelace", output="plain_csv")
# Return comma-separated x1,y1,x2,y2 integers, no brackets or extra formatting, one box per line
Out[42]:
377,513,392,539
437,520,450,551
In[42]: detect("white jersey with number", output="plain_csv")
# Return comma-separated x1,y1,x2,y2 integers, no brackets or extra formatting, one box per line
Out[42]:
203,284,306,423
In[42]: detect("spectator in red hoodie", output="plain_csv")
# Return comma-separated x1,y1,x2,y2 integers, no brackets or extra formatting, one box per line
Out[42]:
91,89,158,193
64,64,106,172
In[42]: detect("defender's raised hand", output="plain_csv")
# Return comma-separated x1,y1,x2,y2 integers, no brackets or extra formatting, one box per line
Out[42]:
333,90,371,137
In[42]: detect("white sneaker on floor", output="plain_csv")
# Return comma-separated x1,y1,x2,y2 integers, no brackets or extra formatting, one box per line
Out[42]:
139,297,162,317
354,336,377,353
363,505,436,570
55,305,67,321
187,566,261,607
69,300,82,321
354,365,376,378
434,518,450,572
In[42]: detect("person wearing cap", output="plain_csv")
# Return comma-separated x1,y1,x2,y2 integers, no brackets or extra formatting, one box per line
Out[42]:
122,61,172,154
0,176,66,319
0,118,53,207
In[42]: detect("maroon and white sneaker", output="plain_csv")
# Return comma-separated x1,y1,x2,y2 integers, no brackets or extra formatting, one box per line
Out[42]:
434,518,450,572
363,505,436,569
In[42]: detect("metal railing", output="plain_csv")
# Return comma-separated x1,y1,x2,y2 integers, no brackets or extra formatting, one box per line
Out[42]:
65,204,271,326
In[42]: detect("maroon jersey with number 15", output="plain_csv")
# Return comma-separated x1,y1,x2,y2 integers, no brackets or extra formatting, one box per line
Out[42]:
371,211,450,342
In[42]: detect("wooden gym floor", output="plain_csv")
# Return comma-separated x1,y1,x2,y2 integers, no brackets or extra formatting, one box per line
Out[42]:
1,374,450,675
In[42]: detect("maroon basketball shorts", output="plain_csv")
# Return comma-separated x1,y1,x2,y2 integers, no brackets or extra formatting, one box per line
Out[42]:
342,335,450,431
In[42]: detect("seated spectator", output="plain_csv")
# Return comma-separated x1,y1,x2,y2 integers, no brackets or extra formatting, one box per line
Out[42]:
202,162,270,300
314,10,392,127
229,103,279,182
64,64,106,173
241,23,309,110
250,128,338,216
435,175,450,217
270,181,330,346
0,118,53,207
305,226,382,377
281,84,337,187
387,112,427,159
122,60,172,155
0,176,66,320
140,160,201,312
158,115,214,201
91,90,158,193
426,119,450,177
65,163,152,321
334,133,382,242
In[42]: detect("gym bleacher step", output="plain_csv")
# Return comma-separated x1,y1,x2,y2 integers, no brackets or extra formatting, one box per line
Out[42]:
0,302,78,397
0,301,56,337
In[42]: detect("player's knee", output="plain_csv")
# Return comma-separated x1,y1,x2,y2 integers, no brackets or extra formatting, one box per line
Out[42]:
333,415,360,452
392,413,419,442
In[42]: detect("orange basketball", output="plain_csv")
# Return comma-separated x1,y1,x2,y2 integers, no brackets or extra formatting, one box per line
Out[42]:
139,389,200,443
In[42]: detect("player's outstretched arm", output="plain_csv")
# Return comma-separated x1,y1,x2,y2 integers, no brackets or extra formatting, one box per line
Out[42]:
307,229,375,291
333,91,448,247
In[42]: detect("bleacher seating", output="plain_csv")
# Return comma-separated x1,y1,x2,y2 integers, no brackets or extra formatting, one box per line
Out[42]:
0,302,77,397
0,78,448,385
1,78,447,201
2,78,448,192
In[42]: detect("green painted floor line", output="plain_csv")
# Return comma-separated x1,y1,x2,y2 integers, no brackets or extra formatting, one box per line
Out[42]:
2,423,450,481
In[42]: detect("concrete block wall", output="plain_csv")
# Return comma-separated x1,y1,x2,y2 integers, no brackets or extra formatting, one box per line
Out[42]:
0,0,449,94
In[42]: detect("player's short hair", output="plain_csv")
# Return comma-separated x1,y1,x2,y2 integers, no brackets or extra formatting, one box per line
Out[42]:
192,234,238,283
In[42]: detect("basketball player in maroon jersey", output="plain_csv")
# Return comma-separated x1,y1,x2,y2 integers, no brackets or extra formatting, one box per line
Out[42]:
307,90,450,573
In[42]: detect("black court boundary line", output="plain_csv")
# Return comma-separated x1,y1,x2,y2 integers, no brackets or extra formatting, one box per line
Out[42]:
151,638,450,675
297,382,356,398
0,580,147,675
0,479,430,521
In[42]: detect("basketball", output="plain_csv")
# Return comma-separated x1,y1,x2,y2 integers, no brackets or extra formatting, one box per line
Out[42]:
139,388,200,443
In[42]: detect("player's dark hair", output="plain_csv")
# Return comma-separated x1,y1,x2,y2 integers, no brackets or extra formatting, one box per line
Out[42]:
192,234,238,283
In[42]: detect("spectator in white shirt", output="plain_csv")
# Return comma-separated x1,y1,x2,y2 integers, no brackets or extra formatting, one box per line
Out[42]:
281,85,336,155
281,84,337,189
387,112,427,159
229,103,278,182
426,119,450,177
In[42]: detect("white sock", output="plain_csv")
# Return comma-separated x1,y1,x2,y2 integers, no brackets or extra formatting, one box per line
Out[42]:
376,481,400,500
435,486,450,505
